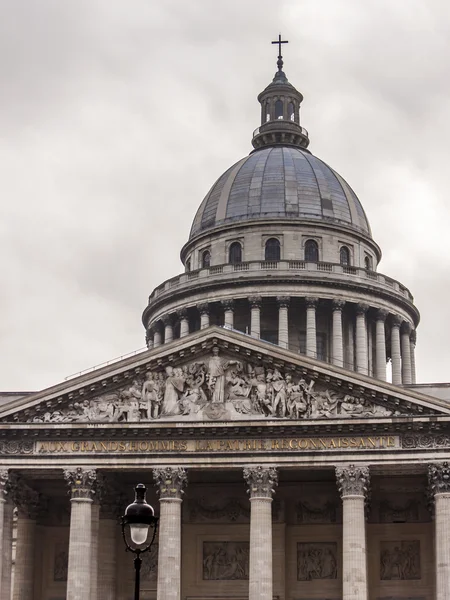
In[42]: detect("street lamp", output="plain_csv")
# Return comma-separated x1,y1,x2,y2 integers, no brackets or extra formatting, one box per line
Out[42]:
121,483,159,600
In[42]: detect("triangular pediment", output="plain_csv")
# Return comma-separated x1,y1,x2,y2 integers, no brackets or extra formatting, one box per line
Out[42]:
1,327,450,426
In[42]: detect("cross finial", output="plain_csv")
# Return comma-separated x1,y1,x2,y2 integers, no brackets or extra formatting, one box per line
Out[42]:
271,34,288,72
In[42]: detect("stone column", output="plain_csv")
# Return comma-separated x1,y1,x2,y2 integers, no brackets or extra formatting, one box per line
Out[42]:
154,467,188,600
336,464,370,600
64,468,97,600
153,324,162,348
177,308,189,338
198,303,210,329
375,309,388,381
332,300,345,368
222,299,234,329
0,470,12,600
355,303,369,375
162,315,173,344
429,462,450,600
347,317,355,370
12,476,41,600
277,296,290,349
391,315,402,385
243,466,278,600
97,477,120,600
410,329,417,384
305,297,318,358
145,327,154,350
249,296,262,339
401,322,413,385
90,501,100,600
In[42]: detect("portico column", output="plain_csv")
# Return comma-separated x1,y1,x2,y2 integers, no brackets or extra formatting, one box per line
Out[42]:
146,327,154,350
355,303,369,375
336,465,370,600
243,466,278,600
249,296,262,338
97,477,119,600
332,300,345,367
198,303,210,329
162,314,173,344
90,501,100,600
429,462,450,600
401,322,413,384
0,470,12,600
305,297,318,358
154,467,188,600
153,323,162,348
12,476,40,600
277,296,290,349
222,299,235,329
64,468,97,600
375,309,388,381
177,308,189,338
347,318,355,370
391,315,402,385
410,330,417,384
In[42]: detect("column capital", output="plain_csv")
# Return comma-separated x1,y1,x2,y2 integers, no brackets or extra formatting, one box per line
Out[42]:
243,466,278,499
64,468,97,500
391,314,402,328
154,467,187,499
152,321,163,333
332,299,345,311
401,321,412,335
221,299,235,312
176,307,188,320
429,462,450,496
376,308,389,321
197,302,210,316
276,296,290,308
10,474,41,519
249,295,262,309
0,469,10,501
356,303,369,316
336,464,370,498
305,296,318,309
161,313,174,327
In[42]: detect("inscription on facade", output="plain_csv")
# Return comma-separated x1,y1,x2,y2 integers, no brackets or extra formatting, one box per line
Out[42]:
203,542,249,580
34,436,399,455
380,541,421,580
297,542,338,581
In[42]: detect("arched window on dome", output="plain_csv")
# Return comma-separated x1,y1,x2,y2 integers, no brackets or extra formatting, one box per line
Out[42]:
229,242,242,264
265,237,281,261
304,239,319,262
275,99,283,120
340,246,351,266
265,101,271,122
365,255,373,270
201,250,211,269
288,101,295,121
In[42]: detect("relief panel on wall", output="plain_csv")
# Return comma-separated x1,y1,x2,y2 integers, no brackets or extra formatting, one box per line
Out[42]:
297,542,338,581
203,542,249,580
141,544,158,583
380,541,421,580
53,543,68,582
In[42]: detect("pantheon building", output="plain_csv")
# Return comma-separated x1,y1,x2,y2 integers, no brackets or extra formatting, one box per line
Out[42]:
1,46,450,600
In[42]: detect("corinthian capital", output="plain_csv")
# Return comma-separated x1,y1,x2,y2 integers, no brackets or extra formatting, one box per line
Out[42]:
10,474,41,518
64,468,97,500
154,467,187,499
429,462,450,495
0,470,9,501
336,464,370,497
243,466,278,499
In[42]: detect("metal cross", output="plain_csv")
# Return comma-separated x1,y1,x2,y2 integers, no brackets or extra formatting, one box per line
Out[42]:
272,34,288,57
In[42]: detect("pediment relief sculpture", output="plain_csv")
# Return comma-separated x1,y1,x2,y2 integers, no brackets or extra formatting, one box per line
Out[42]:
11,347,430,424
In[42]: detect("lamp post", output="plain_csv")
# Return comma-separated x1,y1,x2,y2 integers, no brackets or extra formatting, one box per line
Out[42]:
121,483,159,600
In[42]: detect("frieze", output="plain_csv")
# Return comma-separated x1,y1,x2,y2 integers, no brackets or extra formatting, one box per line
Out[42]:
297,500,339,524
13,348,419,425
297,542,338,581
188,498,250,523
203,541,249,580
0,441,33,455
380,541,421,580
402,434,450,449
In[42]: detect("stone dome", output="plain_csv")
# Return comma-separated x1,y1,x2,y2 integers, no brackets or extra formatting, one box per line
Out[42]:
189,146,371,239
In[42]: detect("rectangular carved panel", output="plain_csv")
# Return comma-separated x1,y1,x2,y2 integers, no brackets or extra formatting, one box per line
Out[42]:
297,542,338,581
141,543,158,582
53,543,68,582
203,542,249,580
380,541,421,580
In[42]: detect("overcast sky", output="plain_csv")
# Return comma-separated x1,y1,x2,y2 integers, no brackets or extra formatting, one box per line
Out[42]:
0,0,449,390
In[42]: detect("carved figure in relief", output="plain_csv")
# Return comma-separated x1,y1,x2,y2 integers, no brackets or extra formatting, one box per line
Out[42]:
380,540,420,580
141,373,161,419
203,541,249,580
297,542,337,581
207,347,240,403
161,366,184,416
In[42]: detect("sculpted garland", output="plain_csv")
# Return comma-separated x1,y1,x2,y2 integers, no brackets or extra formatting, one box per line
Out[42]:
27,347,400,423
